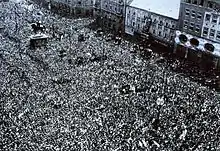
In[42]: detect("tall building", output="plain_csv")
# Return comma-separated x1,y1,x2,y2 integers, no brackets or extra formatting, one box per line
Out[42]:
179,0,220,43
125,0,181,44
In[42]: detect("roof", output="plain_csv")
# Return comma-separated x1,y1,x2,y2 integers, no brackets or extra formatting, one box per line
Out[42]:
130,0,181,19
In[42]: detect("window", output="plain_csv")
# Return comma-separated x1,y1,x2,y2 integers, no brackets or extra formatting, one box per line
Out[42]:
165,22,169,27
210,29,215,38
197,13,202,20
158,25,162,30
203,27,208,36
199,0,204,6
189,23,194,30
217,31,220,41
133,22,135,26
133,12,135,15
195,25,200,33
164,27,168,32
192,0,197,5
184,21,188,29
205,14,211,22
185,9,190,16
212,15,218,24
191,11,196,18
164,34,167,38
208,1,213,8
185,0,191,3
159,31,162,36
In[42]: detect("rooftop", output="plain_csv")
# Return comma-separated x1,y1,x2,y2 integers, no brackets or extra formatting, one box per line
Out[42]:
130,0,181,19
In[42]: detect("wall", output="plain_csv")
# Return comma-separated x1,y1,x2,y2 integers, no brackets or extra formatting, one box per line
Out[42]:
201,12,220,43
179,1,211,37
179,0,220,44
125,6,177,44
94,0,126,34
50,0,94,17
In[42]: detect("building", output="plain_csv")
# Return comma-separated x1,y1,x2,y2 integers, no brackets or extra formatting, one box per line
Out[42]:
174,30,220,69
175,0,220,69
94,0,133,34
50,0,94,17
0,0,9,2
179,0,220,43
125,0,181,45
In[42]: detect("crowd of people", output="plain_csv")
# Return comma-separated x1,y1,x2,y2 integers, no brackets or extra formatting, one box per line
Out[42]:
1,0,220,150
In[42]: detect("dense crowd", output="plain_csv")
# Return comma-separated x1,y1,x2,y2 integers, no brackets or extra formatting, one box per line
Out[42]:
1,1,220,150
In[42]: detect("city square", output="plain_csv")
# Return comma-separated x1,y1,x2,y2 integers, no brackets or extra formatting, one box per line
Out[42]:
1,0,220,150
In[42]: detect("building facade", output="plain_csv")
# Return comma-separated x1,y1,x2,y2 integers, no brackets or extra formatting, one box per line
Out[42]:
174,30,220,69
125,0,180,44
94,0,132,34
50,0,94,17
175,1,220,70
179,0,220,43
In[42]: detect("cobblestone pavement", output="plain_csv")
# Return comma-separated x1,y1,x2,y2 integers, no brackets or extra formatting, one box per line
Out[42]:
1,1,220,150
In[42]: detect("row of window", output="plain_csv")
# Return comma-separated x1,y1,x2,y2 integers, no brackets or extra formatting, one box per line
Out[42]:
131,20,175,30
127,10,175,28
153,30,174,41
130,27,174,41
184,0,205,7
104,4,123,13
185,9,202,20
63,0,93,5
205,14,219,24
184,0,214,8
129,17,175,29
184,0,201,5
183,21,200,33
203,28,220,41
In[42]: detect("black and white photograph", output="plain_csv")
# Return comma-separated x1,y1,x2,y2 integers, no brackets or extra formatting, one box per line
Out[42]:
1,0,220,150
